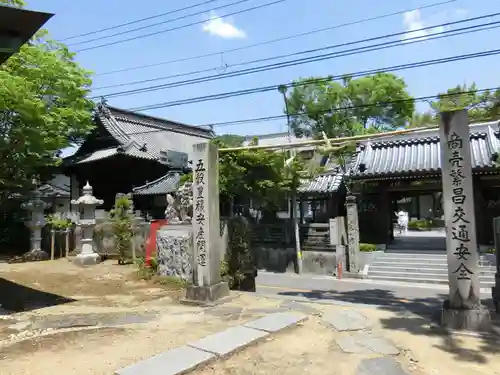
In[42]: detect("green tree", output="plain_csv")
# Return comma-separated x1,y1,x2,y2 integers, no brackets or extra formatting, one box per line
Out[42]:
285,73,415,138
0,0,94,202
406,111,436,129
431,83,500,122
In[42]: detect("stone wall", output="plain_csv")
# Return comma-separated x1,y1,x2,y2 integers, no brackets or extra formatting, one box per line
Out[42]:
73,211,150,258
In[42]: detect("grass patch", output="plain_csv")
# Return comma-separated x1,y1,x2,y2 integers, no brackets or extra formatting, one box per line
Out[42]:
407,219,441,230
135,257,189,289
359,243,377,252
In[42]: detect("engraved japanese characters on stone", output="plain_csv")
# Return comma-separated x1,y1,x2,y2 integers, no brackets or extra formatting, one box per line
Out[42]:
193,159,207,267
446,131,474,282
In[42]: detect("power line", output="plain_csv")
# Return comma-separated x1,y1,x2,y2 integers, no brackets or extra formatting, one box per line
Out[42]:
92,11,497,92
129,48,500,112
92,16,500,99
60,0,220,41
92,87,500,142
68,0,254,47
204,87,500,128
74,0,286,53
94,0,456,76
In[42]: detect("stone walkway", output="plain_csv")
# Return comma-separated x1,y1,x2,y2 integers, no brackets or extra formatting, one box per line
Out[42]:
1,295,411,375
3,292,499,374
112,299,409,375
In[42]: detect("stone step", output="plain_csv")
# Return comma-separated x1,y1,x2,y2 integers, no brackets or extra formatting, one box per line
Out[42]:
369,270,495,281
380,252,447,258
372,258,495,266
369,265,496,275
369,274,495,287
372,260,447,267
386,249,446,253
374,257,448,265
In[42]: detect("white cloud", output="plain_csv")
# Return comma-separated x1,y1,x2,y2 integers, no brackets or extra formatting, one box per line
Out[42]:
202,11,246,39
402,9,444,41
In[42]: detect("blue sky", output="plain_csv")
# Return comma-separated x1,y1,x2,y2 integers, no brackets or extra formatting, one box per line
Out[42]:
28,0,500,141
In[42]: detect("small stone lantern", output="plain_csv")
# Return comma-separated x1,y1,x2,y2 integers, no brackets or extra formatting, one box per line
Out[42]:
22,190,50,261
71,182,104,266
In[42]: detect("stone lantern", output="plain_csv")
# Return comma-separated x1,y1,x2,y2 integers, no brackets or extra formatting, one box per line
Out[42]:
22,189,50,261
71,182,104,266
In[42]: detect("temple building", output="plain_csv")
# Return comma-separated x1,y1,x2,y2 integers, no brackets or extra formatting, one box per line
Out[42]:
63,103,213,214
298,120,500,247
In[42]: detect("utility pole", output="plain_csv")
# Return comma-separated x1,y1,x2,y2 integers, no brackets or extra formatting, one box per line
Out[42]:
278,85,303,274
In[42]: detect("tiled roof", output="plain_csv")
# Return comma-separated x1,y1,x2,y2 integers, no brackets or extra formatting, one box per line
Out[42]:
132,172,181,196
350,121,500,178
90,104,213,163
37,183,70,198
298,173,343,194
72,143,155,164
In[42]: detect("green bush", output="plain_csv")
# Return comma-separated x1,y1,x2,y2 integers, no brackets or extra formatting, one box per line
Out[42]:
45,214,72,230
110,194,133,264
221,216,255,290
407,219,440,230
359,243,377,252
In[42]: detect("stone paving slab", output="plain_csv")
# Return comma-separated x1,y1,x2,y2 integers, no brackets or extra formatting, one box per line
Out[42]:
280,301,320,315
243,312,308,333
356,357,410,375
114,345,215,375
188,325,269,357
336,332,400,356
322,309,371,332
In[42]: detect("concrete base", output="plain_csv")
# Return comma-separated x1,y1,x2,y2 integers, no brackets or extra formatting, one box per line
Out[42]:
73,252,101,266
23,249,49,262
440,301,491,331
184,281,230,305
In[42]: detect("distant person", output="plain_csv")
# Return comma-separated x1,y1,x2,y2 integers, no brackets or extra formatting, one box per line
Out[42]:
395,210,409,234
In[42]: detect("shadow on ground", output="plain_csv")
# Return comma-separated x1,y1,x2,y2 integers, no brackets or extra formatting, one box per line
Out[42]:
278,288,500,364
0,277,75,313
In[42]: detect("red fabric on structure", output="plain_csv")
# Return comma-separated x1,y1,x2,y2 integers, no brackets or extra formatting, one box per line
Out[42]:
145,219,167,266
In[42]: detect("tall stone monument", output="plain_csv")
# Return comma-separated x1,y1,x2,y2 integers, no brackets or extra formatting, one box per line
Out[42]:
438,110,490,330
345,194,360,273
71,182,104,266
185,142,229,302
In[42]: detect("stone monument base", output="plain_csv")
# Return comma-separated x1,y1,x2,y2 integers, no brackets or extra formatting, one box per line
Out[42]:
73,252,101,266
184,281,230,305
157,224,193,281
440,300,491,331
23,249,49,262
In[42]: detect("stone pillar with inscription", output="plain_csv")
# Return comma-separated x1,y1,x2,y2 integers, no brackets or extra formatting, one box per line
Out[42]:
439,110,490,330
185,142,230,303
345,194,360,273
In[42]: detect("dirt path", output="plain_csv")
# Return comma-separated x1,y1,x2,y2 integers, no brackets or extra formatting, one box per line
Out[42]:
1,261,499,375
0,259,183,314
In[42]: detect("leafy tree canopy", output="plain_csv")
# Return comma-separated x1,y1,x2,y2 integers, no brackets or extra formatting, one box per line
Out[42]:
431,83,500,122
0,0,94,202
285,73,415,138
408,83,500,128
213,137,306,213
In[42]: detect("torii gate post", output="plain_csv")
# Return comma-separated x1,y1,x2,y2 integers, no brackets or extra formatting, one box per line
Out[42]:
185,142,230,303
438,109,490,330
